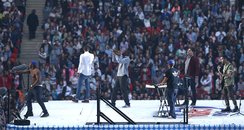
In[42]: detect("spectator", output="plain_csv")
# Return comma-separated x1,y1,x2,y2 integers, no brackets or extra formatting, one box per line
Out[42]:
0,72,7,96
237,79,244,91
200,70,213,97
70,71,78,93
27,9,39,39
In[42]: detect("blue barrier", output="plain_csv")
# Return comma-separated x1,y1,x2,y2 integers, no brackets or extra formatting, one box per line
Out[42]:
7,124,244,130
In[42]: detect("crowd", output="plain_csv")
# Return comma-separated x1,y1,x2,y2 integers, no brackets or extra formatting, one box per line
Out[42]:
0,0,26,128
0,0,25,91
36,0,244,101
0,0,243,127
0,0,244,110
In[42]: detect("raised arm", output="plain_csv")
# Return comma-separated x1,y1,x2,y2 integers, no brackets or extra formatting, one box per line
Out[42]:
15,69,30,74
115,55,130,64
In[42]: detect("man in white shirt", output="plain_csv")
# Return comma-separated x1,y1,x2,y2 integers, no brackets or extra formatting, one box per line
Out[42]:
72,46,94,103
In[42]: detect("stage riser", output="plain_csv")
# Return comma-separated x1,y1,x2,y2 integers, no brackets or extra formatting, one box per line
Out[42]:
7,100,244,129
7,124,244,130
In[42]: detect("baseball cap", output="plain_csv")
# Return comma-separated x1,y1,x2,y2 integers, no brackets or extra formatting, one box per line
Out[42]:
167,59,175,66
31,60,37,65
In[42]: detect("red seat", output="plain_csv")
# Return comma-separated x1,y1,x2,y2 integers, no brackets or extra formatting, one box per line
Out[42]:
239,90,244,97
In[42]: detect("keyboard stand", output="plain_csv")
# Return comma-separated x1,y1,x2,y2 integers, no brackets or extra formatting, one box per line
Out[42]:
154,85,168,117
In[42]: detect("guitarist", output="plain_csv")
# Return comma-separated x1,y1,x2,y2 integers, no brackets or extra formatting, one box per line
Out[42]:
16,61,49,118
217,59,224,91
218,56,238,112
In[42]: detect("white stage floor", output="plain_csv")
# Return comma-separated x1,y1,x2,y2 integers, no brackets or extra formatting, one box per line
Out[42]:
17,100,244,127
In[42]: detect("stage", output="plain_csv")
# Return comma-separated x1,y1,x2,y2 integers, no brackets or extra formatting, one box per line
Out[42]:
7,100,244,130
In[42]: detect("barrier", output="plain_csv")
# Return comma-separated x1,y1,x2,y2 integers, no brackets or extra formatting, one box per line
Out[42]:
7,124,244,130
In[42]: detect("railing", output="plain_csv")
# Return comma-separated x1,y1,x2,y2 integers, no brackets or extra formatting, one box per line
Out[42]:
96,85,136,124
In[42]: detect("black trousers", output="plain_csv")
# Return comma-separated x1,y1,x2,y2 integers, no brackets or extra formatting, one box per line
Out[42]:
166,88,177,118
183,77,197,103
189,77,197,103
181,77,196,104
28,26,36,39
111,75,130,106
26,86,48,114
223,85,237,107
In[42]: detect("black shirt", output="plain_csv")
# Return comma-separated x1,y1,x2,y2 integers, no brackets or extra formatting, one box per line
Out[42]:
165,67,179,89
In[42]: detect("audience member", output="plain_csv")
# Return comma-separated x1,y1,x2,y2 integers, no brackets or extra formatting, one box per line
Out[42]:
27,9,39,39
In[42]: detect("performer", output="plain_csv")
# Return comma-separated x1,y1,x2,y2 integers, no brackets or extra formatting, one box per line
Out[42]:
217,59,224,96
182,48,200,106
218,56,239,112
157,60,178,119
16,61,49,119
111,49,131,108
72,45,94,103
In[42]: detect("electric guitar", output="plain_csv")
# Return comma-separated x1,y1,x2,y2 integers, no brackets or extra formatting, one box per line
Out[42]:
217,65,224,89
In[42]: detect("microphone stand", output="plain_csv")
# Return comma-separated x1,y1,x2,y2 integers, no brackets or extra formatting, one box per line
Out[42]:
9,67,30,125
230,93,244,116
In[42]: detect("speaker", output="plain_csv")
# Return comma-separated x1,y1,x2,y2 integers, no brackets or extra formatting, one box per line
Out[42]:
14,119,30,125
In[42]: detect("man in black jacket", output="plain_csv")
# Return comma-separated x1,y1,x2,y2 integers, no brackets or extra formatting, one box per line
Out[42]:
27,9,39,40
